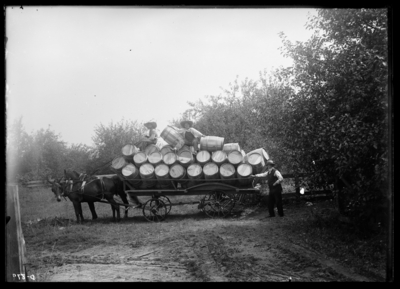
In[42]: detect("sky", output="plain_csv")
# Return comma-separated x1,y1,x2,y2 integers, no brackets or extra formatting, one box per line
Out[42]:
6,6,318,147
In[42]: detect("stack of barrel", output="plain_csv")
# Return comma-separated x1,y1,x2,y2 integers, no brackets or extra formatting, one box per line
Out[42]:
110,125,270,189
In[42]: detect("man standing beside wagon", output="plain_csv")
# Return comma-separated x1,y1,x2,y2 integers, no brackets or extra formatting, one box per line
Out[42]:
251,159,284,217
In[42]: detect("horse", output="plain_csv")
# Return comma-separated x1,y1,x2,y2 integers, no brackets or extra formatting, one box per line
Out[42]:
63,169,142,218
48,176,99,221
49,174,124,223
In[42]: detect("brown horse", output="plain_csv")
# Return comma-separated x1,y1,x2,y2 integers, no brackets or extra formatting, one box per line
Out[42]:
49,176,99,221
64,169,142,218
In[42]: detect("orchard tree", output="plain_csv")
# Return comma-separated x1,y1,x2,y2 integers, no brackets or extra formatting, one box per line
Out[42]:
278,8,388,218
90,118,146,173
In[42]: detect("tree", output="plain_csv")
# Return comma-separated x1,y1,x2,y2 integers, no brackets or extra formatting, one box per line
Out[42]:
278,8,388,220
90,118,146,174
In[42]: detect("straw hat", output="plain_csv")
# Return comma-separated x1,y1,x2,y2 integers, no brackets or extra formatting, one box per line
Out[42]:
266,159,275,166
180,120,193,128
144,121,157,129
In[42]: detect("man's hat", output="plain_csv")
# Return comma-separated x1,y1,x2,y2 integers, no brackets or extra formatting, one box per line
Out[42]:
266,159,275,166
144,121,157,129
180,120,193,128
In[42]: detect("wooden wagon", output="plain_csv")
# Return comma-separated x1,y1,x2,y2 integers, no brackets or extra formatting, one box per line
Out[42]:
120,176,259,222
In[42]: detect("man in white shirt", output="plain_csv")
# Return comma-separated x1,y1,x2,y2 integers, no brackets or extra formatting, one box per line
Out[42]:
180,120,205,154
251,159,284,217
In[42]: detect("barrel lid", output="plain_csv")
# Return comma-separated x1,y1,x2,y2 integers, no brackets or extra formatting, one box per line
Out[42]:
187,163,202,177
155,164,169,177
228,150,243,164
163,152,177,164
140,163,154,175
203,162,219,175
160,145,174,155
212,150,227,162
122,163,138,176
248,153,263,165
111,157,127,169
178,150,193,163
237,163,253,176
148,151,162,163
169,164,185,178
134,152,147,163
220,163,235,177
196,150,211,162
144,144,160,155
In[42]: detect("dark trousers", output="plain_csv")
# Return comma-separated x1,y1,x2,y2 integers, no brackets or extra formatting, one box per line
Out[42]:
184,138,200,152
267,187,284,216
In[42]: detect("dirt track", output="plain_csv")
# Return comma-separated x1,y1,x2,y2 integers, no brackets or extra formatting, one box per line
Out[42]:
38,203,378,282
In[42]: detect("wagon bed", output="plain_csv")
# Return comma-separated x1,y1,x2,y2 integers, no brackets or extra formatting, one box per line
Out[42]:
119,176,259,222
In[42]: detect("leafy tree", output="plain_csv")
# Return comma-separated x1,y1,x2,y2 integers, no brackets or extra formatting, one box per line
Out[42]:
90,118,146,174
278,8,388,220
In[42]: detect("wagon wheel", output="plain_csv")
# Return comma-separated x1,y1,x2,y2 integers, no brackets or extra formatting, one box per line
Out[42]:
155,195,172,215
201,191,236,218
142,198,167,222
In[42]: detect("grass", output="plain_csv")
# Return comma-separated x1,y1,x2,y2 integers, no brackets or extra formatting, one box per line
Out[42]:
279,199,387,281
18,186,387,282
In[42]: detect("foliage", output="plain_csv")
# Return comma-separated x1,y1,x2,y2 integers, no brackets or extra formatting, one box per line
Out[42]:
278,8,389,218
89,118,146,174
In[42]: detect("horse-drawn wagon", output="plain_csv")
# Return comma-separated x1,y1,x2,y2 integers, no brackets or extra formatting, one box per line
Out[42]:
120,176,260,222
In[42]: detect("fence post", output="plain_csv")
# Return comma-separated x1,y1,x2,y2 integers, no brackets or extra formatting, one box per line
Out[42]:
6,184,27,282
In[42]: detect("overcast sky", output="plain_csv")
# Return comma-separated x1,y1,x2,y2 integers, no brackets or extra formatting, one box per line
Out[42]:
6,6,318,146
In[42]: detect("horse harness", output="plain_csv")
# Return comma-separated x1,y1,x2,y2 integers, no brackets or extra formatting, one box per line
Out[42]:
62,177,107,201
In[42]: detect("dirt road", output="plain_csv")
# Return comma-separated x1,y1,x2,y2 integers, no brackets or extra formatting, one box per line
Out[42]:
37,202,378,282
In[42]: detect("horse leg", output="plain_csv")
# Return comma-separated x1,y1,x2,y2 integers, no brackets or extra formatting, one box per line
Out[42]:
72,201,83,223
78,202,85,223
107,195,120,222
88,202,98,220
119,193,130,218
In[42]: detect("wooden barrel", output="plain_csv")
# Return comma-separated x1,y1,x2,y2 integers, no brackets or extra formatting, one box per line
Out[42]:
139,163,156,188
245,148,269,167
111,157,128,174
160,125,185,150
203,162,219,180
154,163,171,189
196,150,211,165
160,145,174,156
227,150,244,167
121,144,139,161
247,153,264,174
163,152,177,166
211,150,227,165
133,152,147,167
220,163,237,185
169,164,187,185
177,150,194,168
200,136,224,152
144,144,160,156
121,163,141,188
187,163,204,187
148,151,163,166
237,163,253,185
223,143,241,153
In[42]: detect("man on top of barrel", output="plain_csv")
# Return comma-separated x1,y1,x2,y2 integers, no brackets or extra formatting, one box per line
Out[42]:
251,159,284,217
180,120,205,155
137,120,158,151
